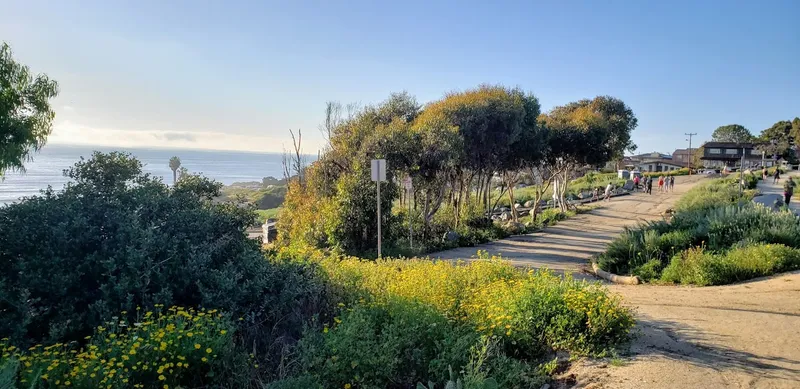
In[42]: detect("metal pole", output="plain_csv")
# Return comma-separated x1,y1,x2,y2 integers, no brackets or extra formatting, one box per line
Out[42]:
685,133,697,174
408,187,412,250
377,180,381,258
740,146,745,195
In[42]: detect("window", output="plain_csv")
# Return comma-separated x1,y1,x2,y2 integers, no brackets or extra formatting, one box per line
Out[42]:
648,164,653,171
676,155,684,160
725,148,738,155
709,148,721,154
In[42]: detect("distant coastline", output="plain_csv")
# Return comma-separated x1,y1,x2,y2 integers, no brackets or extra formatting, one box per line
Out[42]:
0,144,315,204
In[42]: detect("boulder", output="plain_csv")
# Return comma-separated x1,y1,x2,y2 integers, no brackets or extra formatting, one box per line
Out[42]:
524,200,535,208
623,180,635,191
500,211,510,221
753,194,784,211
443,231,460,242
514,203,523,210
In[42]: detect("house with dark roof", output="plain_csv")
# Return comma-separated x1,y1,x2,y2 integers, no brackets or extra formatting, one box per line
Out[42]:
699,142,765,168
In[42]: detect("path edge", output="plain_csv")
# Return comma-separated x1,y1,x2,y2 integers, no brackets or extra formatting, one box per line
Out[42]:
591,262,641,285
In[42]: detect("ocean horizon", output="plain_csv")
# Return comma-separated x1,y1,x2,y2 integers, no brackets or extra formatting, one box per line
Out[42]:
0,144,310,204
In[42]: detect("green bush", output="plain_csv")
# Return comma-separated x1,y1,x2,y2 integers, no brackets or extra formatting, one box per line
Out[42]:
0,153,328,377
600,175,800,284
661,244,800,286
297,300,477,389
632,259,664,282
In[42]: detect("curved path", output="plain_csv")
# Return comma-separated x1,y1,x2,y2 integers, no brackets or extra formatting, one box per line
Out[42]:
430,175,707,277
430,174,800,388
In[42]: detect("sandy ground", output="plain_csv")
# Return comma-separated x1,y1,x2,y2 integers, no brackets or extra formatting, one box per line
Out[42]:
430,174,800,388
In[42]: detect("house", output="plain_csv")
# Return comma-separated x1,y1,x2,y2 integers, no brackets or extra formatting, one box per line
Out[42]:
634,158,687,173
699,142,764,168
672,148,692,164
625,151,686,173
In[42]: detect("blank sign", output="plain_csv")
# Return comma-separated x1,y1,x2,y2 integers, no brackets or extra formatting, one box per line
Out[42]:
371,159,386,182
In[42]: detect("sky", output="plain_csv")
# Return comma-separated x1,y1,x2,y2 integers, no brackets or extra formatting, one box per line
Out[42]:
1,0,798,154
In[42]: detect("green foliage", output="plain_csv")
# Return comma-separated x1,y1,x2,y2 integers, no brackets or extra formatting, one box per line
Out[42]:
600,175,800,284
759,120,797,162
711,124,753,143
255,207,282,223
0,307,245,388
674,175,756,213
631,259,664,282
661,244,800,286
265,251,633,387
220,185,287,210
0,152,328,372
298,300,477,388
0,42,59,175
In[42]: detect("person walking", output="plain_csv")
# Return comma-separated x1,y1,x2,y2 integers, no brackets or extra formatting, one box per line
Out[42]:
669,176,675,192
633,175,640,192
604,182,613,202
783,177,795,206
762,167,768,181
591,187,599,202
658,175,664,193
646,177,653,195
774,169,781,184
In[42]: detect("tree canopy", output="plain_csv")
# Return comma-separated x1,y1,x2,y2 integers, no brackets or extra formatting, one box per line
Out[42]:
711,124,753,143
279,87,634,256
0,42,59,175
758,120,796,162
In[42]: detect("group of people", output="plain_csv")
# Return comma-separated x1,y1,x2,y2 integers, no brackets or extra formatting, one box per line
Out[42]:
632,175,674,195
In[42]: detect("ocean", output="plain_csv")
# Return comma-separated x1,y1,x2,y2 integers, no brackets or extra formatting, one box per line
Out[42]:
0,144,297,204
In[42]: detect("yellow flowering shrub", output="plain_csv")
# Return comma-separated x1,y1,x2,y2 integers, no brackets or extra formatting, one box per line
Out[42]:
0,306,243,388
316,251,634,356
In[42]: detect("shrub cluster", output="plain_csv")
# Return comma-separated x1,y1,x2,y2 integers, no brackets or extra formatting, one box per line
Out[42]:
661,244,800,285
267,251,635,388
599,174,800,284
0,307,243,388
0,153,328,386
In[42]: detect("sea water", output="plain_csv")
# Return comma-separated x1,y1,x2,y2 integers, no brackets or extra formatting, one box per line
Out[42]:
0,144,301,204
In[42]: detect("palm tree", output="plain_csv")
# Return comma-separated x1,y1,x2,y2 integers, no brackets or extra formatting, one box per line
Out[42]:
169,156,181,184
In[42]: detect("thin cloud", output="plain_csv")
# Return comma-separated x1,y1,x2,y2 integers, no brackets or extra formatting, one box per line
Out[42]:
47,120,324,154
156,132,197,142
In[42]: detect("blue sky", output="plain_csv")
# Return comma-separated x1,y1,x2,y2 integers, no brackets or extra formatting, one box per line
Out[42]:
2,0,798,154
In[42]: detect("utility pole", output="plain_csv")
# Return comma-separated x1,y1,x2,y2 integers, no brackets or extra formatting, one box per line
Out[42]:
685,133,697,174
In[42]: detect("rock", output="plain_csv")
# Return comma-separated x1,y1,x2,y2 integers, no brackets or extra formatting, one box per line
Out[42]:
500,211,510,221
514,203,523,209
504,221,526,235
443,231,460,242
524,200,535,208
753,194,784,211
623,180,635,190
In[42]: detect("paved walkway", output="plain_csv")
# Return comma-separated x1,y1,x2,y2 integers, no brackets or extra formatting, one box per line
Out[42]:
756,170,800,213
430,175,708,278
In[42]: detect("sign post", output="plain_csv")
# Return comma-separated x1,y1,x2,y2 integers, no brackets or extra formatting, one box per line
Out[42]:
371,159,386,257
402,175,413,249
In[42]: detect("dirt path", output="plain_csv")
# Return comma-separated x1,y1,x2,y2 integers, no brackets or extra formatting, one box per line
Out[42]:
430,175,708,280
567,272,800,389
563,173,800,388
